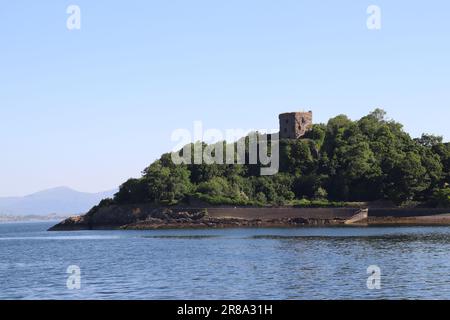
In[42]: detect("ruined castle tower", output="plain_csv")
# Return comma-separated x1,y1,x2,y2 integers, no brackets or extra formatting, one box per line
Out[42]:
279,111,313,139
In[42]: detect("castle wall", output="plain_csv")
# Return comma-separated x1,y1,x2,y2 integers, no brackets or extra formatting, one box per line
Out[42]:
279,111,313,139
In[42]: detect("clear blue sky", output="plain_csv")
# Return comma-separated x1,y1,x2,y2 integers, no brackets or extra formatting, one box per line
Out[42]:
1,0,449,197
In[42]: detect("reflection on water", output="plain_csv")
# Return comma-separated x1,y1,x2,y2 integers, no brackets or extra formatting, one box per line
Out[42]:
0,235,121,241
142,235,221,239
1,222,450,300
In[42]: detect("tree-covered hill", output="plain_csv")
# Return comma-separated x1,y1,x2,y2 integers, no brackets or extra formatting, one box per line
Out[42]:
103,109,450,209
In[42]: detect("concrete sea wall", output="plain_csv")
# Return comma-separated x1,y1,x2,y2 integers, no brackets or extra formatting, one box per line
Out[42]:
369,208,450,218
206,207,450,220
207,207,359,220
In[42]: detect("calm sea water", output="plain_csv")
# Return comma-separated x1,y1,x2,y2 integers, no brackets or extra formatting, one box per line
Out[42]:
1,221,450,300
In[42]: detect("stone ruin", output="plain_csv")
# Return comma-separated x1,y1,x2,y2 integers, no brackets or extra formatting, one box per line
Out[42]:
279,111,313,139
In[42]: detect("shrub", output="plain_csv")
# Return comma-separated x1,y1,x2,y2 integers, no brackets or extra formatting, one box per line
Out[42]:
431,188,450,207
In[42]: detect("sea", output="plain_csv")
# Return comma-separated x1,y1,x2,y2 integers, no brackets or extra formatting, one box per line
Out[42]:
1,221,450,300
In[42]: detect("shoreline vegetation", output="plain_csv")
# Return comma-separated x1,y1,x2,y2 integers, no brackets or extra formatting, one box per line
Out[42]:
50,109,450,230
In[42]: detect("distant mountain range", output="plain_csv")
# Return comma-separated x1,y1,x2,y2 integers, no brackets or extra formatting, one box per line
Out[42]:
0,187,117,216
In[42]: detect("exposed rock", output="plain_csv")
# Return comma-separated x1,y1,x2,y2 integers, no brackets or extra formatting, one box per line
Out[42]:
48,204,356,231
48,215,90,231
48,204,450,231
289,217,309,225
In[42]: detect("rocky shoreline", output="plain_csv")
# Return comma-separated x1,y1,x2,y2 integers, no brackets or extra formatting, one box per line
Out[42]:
120,217,346,230
48,207,347,231
48,204,450,231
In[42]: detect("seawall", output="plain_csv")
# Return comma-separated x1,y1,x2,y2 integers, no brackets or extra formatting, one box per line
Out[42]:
48,205,450,231
369,208,450,217
207,207,358,220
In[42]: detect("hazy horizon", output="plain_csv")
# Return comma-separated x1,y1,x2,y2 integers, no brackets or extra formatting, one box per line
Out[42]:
0,186,117,199
1,0,449,197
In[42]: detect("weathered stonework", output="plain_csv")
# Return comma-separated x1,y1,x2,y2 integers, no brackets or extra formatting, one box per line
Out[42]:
279,111,313,139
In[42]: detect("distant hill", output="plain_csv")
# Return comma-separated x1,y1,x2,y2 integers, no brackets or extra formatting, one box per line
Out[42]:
0,187,117,216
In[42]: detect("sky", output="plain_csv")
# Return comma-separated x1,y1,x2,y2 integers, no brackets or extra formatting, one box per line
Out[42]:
0,0,449,197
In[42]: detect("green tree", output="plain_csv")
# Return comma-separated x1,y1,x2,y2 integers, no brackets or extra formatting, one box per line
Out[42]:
105,109,448,209
431,187,450,207
385,152,428,203
115,178,149,204
143,160,192,204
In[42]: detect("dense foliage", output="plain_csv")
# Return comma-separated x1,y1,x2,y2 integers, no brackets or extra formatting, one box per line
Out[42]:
111,110,450,208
